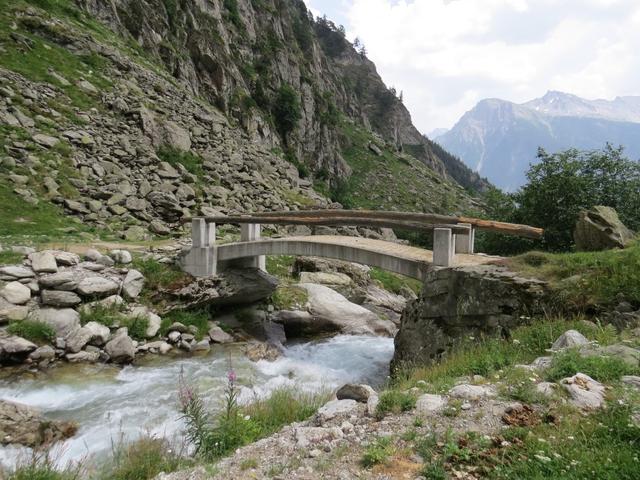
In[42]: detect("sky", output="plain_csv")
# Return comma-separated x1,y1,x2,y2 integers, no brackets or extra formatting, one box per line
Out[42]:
303,0,640,134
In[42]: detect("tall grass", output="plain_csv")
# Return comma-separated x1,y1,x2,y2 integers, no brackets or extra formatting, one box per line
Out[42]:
7,320,56,343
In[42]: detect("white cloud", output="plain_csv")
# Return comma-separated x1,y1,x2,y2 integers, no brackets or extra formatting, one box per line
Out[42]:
344,0,640,132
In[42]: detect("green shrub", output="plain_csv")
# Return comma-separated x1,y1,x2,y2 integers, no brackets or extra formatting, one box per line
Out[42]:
161,310,209,340
361,436,394,467
131,257,190,293
545,349,639,383
80,303,125,327
105,436,187,480
7,321,55,343
272,84,301,139
121,315,149,341
156,147,204,178
369,267,422,295
375,390,416,419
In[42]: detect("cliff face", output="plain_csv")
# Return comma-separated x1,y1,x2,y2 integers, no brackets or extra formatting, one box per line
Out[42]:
77,0,451,178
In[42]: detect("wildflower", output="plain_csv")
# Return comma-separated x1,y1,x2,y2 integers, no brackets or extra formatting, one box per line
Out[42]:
228,369,237,384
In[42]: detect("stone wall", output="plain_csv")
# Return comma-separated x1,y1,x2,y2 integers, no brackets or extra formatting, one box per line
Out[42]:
391,265,550,370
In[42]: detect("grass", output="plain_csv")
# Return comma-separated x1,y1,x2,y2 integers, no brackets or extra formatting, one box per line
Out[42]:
0,250,26,265
80,303,126,327
498,367,549,404
362,436,395,467
103,436,189,480
545,349,640,383
121,315,149,341
369,267,422,295
160,310,210,340
375,390,417,419
265,255,295,280
270,285,308,310
392,317,620,393
7,320,55,343
131,257,191,298
509,242,640,307
6,450,82,480
157,147,204,179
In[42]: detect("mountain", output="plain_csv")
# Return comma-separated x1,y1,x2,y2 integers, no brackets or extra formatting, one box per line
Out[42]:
436,91,640,190
0,0,482,241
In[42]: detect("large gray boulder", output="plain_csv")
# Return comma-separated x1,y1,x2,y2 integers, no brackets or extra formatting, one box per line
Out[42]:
551,330,590,350
38,271,78,291
30,308,80,338
105,329,135,364
77,276,120,297
29,251,58,274
392,265,549,370
574,206,635,251
0,399,77,447
122,269,145,299
66,322,111,353
562,373,606,409
0,299,28,323
0,334,37,364
41,290,82,307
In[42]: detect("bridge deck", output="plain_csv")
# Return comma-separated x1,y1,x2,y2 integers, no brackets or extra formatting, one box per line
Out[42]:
216,235,500,279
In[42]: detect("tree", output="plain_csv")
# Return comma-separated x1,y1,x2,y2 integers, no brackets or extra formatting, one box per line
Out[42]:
272,84,302,142
516,145,640,251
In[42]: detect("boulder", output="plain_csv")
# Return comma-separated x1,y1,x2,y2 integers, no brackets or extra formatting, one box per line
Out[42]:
561,373,606,409
209,325,234,344
298,272,352,286
245,342,281,362
551,330,590,350
105,330,135,364
38,271,78,291
51,251,80,266
296,283,394,337
0,334,37,364
66,322,111,353
0,281,31,305
336,384,376,403
110,250,132,264
30,308,80,338
28,345,56,362
448,384,496,401
0,400,77,447
193,339,211,352
294,426,343,449
66,351,101,363
122,269,145,299
416,394,447,414
315,399,358,424
392,266,549,369
574,206,635,251
0,299,28,323
580,344,640,368
77,277,120,297
622,376,640,390
41,290,82,307
162,121,191,151
0,266,35,280
128,306,161,338
29,251,58,274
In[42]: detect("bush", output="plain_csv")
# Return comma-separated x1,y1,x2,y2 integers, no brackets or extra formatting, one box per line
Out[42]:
272,84,301,140
375,390,416,419
80,303,126,327
361,436,394,467
131,257,190,293
121,315,149,341
7,321,55,343
545,349,639,383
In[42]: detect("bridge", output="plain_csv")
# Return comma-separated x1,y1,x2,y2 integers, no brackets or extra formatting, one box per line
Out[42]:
179,210,543,280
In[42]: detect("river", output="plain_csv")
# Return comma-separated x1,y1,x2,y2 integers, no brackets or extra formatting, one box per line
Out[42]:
0,335,394,470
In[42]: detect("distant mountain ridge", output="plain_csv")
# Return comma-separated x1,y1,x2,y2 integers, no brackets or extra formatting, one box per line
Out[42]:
435,91,640,190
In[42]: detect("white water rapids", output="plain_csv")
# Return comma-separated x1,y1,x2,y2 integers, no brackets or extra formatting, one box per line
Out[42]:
0,335,394,470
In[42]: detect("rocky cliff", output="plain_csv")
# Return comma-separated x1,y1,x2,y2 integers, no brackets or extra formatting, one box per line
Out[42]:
0,0,479,240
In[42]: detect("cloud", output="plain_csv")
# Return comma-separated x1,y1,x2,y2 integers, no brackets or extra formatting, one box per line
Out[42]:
342,0,640,132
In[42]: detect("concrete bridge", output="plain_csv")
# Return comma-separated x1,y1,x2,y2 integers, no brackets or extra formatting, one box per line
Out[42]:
180,210,543,280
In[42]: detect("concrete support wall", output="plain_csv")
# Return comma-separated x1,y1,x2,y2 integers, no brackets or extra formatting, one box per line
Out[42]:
454,223,475,254
180,219,217,277
433,228,454,267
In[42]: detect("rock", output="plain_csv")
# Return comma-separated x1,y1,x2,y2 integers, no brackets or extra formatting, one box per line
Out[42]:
85,249,102,262
530,356,553,370
336,384,376,403
622,376,640,389
128,306,161,338
162,121,191,151
574,206,635,251
149,221,171,236
294,426,343,449
30,308,80,338
123,226,147,241
551,330,590,350
77,79,98,94
167,331,181,343
0,335,37,364
97,255,115,267
0,281,31,305
0,400,77,447
315,399,358,424
209,325,234,344
29,251,58,274
580,344,640,368
29,345,56,362
32,133,59,148
41,290,82,307
297,283,394,336
448,384,496,401
105,331,135,364
77,277,120,297
393,266,549,369
66,351,100,363
168,322,188,333
193,339,211,352
245,342,281,362
561,373,606,409
0,299,28,323
299,272,352,285
535,382,558,398
416,394,447,414
10,246,35,256
50,251,80,266
110,250,132,264
122,269,145,299
0,266,35,280
38,271,78,291
66,322,111,353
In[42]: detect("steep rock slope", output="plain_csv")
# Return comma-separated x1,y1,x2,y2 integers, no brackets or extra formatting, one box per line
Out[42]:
0,0,478,242
436,92,640,191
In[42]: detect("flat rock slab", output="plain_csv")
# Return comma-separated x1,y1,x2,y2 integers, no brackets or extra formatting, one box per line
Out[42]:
0,282,31,305
448,384,497,401
77,277,120,297
29,308,80,338
562,373,605,409
416,394,447,414
29,251,58,274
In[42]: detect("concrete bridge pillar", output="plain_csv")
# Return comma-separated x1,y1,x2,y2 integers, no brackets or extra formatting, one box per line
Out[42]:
181,219,217,277
454,223,475,254
433,228,454,267
239,223,266,272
